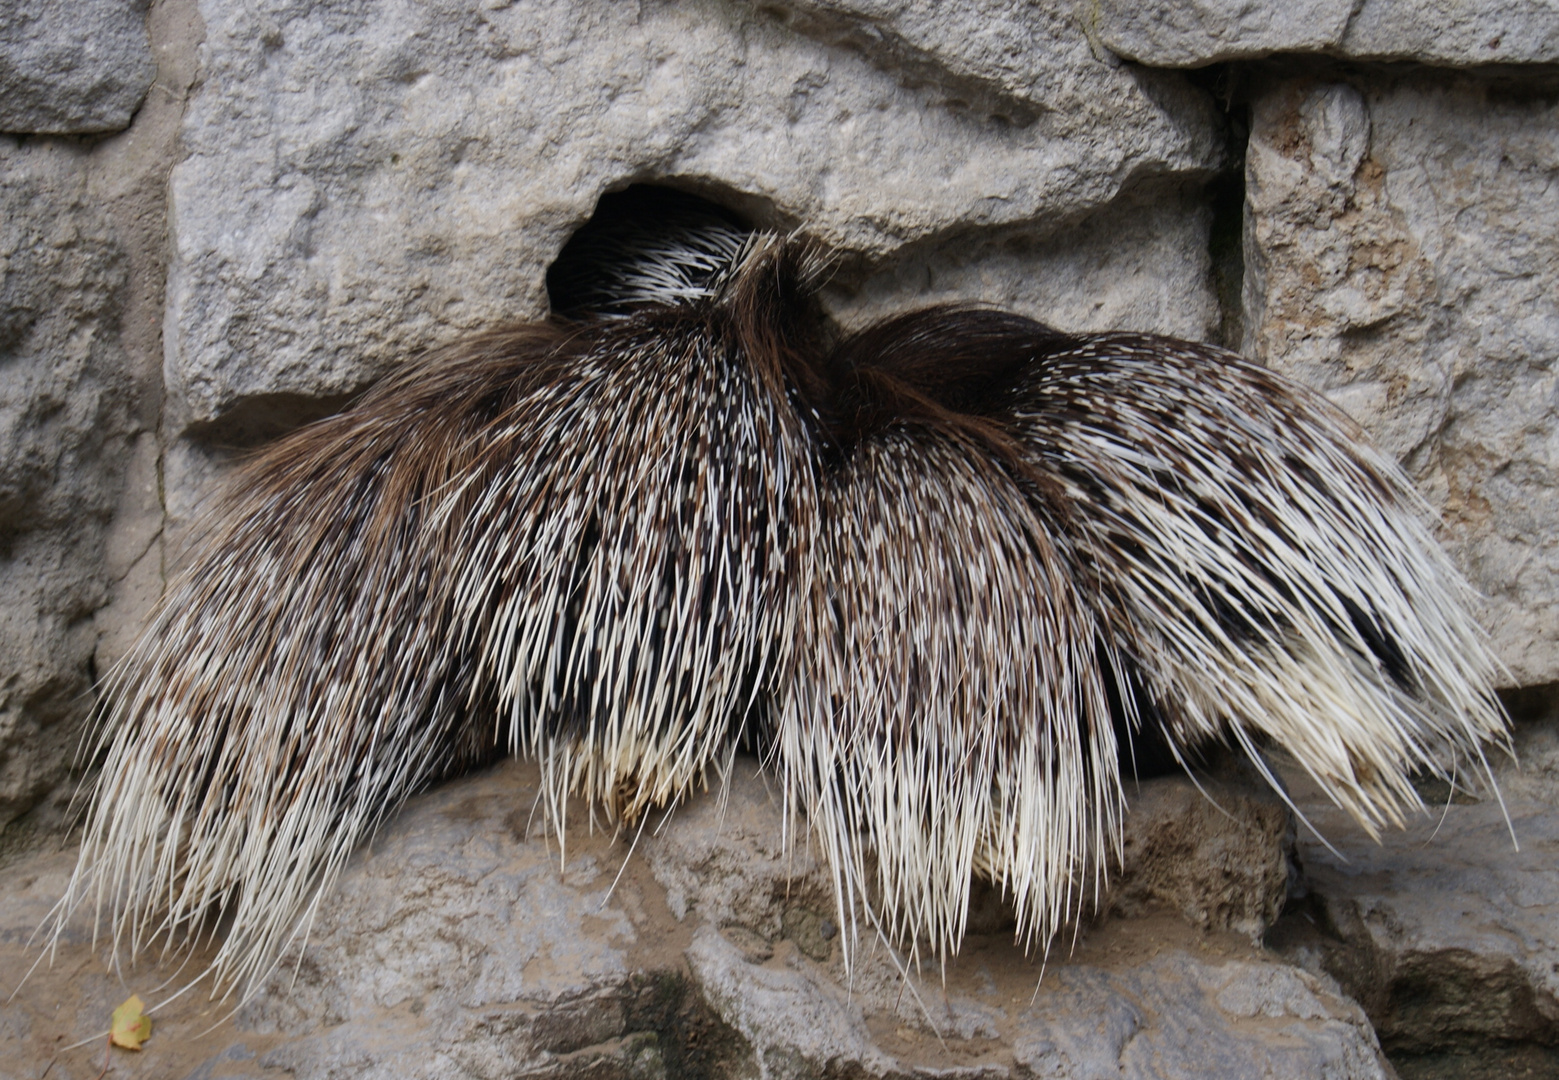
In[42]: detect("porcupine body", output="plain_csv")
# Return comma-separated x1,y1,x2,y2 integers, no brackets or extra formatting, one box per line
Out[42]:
53,201,1509,997
799,307,1510,964
55,223,833,995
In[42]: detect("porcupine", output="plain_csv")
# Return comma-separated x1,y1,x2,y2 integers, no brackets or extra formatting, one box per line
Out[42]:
50,191,1509,997
52,197,834,996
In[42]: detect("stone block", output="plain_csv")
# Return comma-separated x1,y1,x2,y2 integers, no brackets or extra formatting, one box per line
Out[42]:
0,139,134,830
163,0,1221,436
0,0,155,134
1243,73,1559,684
1096,0,1559,66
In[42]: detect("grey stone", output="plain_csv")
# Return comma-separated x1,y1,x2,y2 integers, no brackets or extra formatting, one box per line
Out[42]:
5,759,1398,1077
1243,72,1559,685
0,0,199,848
0,0,156,134
1342,0,1559,65
1095,0,1353,67
826,181,1221,342
0,139,134,832
1275,777,1559,1053
1095,0,1559,66
235,766,648,1079
1110,770,1295,942
643,759,833,943
163,0,1220,436
686,925,898,1079
1012,954,1390,1079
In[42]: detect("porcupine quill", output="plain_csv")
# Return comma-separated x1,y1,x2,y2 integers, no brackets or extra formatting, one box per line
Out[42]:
46,189,1510,1000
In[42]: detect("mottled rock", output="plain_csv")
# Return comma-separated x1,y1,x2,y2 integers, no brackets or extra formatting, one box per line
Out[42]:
1111,770,1295,941
1096,0,1559,66
643,762,832,944
164,0,1220,437
0,0,156,134
1096,0,1353,67
1342,0,1559,65
1012,953,1389,1079
1243,73,1559,685
687,925,898,1079
235,768,688,1080
0,140,134,831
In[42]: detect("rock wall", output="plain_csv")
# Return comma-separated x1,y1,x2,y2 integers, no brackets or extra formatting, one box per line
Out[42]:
1,0,1556,852
4,3,1559,1074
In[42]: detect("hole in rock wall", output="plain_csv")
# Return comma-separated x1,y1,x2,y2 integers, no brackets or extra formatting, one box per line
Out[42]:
546,185,756,317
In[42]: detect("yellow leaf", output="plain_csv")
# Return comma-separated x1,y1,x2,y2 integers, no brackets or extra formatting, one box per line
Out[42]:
110,994,151,1051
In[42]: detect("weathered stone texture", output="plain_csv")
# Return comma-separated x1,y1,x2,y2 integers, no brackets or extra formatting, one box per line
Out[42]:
164,0,1221,436
1243,73,1559,685
1096,0,1353,67
1272,716,1559,1057
1097,0,1559,66
2,760,1393,1078
828,182,1221,342
1111,769,1295,941
0,0,156,134
1010,953,1389,1079
0,141,135,830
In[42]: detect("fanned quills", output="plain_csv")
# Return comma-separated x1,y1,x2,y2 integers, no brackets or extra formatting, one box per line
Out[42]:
52,207,1509,998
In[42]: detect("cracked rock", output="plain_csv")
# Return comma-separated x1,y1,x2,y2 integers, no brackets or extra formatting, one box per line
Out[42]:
7,757,1392,1078
1271,711,1559,1057
0,140,135,833
1096,0,1559,66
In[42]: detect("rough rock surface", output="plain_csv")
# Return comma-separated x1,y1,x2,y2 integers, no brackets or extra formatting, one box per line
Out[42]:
1009,953,1388,1079
0,0,156,134
0,141,134,832
1111,767,1295,941
1096,0,1559,66
2,759,1389,1079
1243,72,1559,686
1271,711,1559,1061
827,181,1221,343
163,0,1222,437
1096,0,1353,67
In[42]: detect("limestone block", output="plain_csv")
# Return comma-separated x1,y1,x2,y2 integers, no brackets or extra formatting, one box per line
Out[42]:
828,183,1220,341
1095,0,1353,66
164,0,1220,436
1111,771,1295,942
1243,74,1559,685
1096,0,1559,66
1272,721,1559,1056
1010,953,1389,1079
0,140,133,829
1342,0,1559,65
0,0,156,134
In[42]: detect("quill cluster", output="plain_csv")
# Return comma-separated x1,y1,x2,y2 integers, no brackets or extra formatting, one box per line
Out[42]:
52,217,1509,996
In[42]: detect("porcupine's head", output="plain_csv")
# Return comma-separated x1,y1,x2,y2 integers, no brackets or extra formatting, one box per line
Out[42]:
48,182,1509,1002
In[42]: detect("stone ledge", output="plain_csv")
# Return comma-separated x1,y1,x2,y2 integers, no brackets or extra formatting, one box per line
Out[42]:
1095,0,1559,67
